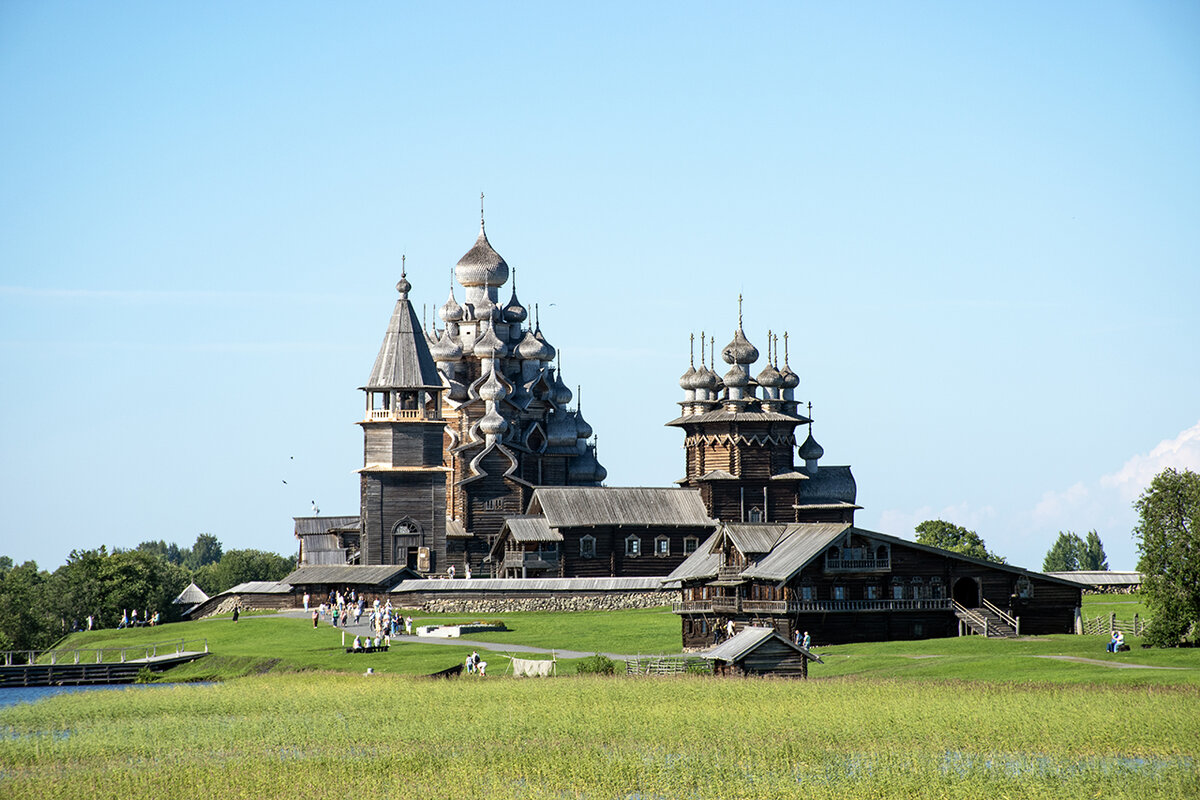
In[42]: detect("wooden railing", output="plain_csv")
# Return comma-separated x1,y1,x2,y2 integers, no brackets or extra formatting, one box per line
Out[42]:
674,598,954,615
952,601,990,636
982,598,1020,634
368,408,436,421
502,551,559,569
824,557,890,572
1082,613,1147,637
2,639,209,667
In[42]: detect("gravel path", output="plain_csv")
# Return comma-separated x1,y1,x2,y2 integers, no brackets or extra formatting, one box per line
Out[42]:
276,609,658,661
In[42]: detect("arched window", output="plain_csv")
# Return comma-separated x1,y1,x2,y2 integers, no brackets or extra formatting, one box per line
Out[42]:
748,507,762,523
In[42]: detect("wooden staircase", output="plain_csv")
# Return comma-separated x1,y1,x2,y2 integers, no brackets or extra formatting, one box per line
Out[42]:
953,600,1020,638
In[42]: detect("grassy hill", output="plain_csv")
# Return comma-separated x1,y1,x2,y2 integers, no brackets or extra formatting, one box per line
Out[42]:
46,603,1199,686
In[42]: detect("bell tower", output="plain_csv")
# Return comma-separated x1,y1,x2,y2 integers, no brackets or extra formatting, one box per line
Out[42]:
358,263,449,570
669,300,858,524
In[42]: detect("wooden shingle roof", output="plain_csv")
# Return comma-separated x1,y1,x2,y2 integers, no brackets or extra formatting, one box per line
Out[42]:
699,626,822,664
362,291,442,390
527,487,715,528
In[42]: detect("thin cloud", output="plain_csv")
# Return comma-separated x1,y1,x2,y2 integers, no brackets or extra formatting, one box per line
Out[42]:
1100,420,1200,501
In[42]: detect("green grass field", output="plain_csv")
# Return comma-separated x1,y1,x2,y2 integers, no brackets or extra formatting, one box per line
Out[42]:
2,673,1197,799
6,604,1198,798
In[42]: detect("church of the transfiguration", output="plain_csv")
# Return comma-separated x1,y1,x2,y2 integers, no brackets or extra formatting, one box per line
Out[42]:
352,212,605,575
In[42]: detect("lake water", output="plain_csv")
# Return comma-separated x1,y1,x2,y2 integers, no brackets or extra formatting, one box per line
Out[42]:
0,682,205,708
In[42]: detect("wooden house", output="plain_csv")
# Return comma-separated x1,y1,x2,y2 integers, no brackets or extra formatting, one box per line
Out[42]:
487,487,717,578
699,625,822,678
667,522,1084,647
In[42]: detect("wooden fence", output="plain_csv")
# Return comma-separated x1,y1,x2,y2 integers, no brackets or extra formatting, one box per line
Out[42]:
1081,613,1147,637
625,656,712,676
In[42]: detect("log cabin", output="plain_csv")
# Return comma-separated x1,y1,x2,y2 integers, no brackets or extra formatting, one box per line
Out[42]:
666,521,1084,647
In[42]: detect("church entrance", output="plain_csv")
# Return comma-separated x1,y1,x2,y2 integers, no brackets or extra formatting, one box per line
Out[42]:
952,577,980,607
392,523,423,569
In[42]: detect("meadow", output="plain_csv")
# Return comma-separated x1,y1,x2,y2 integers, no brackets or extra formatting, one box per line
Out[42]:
5,600,1198,798
1,672,1196,799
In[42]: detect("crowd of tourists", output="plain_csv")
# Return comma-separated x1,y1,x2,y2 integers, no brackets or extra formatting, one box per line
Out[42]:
304,589,413,638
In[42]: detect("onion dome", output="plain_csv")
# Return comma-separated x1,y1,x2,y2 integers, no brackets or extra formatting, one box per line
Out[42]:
477,367,509,403
546,410,577,447
568,448,601,483
473,323,508,358
721,328,759,365
455,225,510,289
575,410,593,440
502,287,528,324
780,363,800,390
756,362,784,389
509,380,532,409
430,330,463,362
594,460,607,483
396,273,412,297
438,289,464,323
551,370,573,406
533,327,556,362
473,296,501,322
678,365,697,390
798,430,825,461
695,365,719,392
516,329,555,361
722,365,749,388
479,407,509,437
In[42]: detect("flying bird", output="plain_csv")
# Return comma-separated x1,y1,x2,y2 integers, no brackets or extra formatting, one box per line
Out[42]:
311,501,320,515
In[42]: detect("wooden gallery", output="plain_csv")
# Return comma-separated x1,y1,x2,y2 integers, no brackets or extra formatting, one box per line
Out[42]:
284,214,1082,646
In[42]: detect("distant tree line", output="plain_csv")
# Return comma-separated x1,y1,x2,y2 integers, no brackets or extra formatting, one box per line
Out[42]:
1042,530,1108,572
0,534,294,652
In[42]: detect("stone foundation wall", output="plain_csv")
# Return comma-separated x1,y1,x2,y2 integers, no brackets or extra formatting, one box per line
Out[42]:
408,590,679,614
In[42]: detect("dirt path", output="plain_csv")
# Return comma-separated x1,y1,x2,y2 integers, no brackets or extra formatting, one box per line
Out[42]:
1029,655,1189,670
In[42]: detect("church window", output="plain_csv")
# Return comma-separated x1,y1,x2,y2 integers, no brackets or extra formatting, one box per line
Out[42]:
748,507,762,522
625,535,641,557
655,536,671,557
579,535,596,559
683,537,699,555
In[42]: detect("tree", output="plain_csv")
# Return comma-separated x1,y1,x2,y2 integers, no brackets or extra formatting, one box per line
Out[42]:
1081,530,1108,571
193,549,295,595
0,560,55,652
914,520,1006,563
1134,467,1200,647
185,534,223,570
1043,532,1085,572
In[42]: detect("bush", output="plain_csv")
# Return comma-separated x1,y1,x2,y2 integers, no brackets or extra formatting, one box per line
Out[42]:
576,653,616,675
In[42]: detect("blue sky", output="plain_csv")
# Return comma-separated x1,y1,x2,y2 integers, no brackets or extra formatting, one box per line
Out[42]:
2,2,1197,572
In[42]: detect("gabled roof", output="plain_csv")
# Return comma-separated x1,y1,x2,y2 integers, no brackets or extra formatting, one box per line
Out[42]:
1044,571,1142,586
227,581,292,594
722,524,788,554
172,582,209,605
282,565,418,587
503,516,562,543
663,531,723,584
527,487,716,528
741,523,850,582
362,293,442,390
294,516,359,535
699,626,822,664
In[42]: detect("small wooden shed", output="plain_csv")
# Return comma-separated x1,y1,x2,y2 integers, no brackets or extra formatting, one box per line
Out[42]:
699,626,822,679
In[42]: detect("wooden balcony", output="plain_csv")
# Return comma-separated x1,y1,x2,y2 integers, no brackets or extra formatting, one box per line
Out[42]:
717,566,744,581
367,408,439,421
824,557,890,573
671,598,953,616
710,596,740,613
